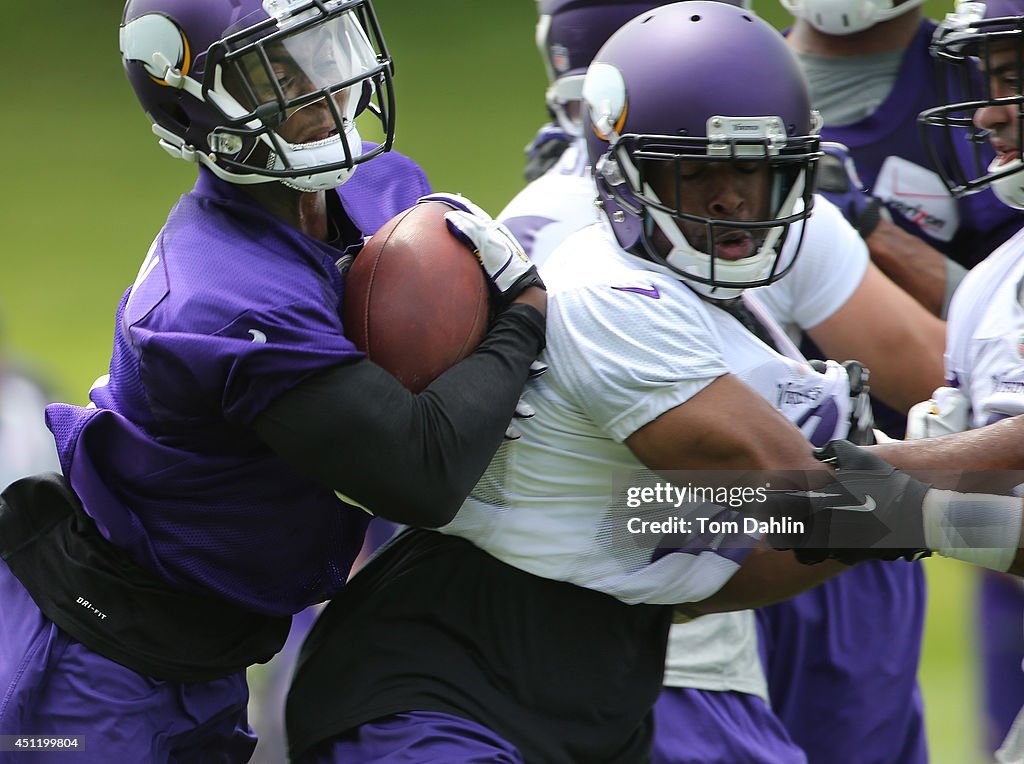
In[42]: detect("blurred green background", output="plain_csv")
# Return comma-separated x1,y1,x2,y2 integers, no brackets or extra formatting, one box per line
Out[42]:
0,1,995,762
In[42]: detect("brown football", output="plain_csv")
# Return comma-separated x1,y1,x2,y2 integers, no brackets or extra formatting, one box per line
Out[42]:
343,201,491,392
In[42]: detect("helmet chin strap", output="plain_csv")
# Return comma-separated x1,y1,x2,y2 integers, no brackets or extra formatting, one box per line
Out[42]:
782,0,924,36
644,206,776,300
265,124,364,192
640,171,805,299
989,156,1024,210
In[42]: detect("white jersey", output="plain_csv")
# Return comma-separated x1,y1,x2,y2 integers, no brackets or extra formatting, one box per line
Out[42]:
945,227,1024,427
499,140,597,270
442,220,853,601
945,225,1024,764
487,142,868,701
0,369,59,490
661,608,769,698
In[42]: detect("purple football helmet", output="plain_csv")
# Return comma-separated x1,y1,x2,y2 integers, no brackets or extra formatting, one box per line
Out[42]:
119,0,395,191
582,1,821,299
921,0,1024,208
536,0,750,136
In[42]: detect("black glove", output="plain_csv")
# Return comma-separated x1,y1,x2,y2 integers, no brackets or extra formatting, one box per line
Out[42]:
759,440,932,565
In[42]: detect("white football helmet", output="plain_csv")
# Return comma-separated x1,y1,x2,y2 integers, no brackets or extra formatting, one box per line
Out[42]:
780,0,924,35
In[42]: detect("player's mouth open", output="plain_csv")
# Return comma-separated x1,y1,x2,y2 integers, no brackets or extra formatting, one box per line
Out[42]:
714,230,755,261
302,127,339,144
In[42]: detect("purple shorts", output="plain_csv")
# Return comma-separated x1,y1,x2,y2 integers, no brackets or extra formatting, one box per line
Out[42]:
296,711,524,763
651,687,806,764
757,560,927,764
979,569,1024,753
0,558,255,762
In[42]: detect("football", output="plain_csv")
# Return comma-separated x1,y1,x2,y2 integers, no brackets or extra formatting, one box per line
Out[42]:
343,201,491,393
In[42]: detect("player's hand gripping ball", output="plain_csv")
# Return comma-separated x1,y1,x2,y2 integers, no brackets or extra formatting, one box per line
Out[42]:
418,192,546,310
343,200,491,392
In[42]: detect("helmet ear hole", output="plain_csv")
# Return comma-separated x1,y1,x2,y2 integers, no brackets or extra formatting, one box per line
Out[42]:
156,102,191,133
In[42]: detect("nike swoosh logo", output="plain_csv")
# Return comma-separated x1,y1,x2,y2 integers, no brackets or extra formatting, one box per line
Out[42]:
248,329,268,344
611,285,661,299
832,495,876,512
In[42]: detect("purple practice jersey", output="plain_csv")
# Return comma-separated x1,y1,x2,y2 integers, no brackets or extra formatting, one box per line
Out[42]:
819,20,1024,267
45,151,430,618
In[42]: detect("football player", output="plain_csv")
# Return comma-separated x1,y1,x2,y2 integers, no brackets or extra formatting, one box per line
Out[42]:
281,4,947,761
780,0,1024,317
776,0,1024,755
0,0,545,759
919,0,1024,757
504,2,946,762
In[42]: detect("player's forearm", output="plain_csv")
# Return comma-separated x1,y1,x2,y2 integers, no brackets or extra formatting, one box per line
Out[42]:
771,440,1024,576
806,264,945,413
864,219,949,317
255,305,545,527
868,415,1024,492
920,490,1023,575
676,546,846,618
512,285,547,315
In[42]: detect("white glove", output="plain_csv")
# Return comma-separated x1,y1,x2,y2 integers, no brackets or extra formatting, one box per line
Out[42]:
906,386,971,440
418,193,545,309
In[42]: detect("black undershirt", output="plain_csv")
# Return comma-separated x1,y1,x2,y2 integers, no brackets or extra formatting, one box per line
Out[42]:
254,303,545,528
286,529,673,763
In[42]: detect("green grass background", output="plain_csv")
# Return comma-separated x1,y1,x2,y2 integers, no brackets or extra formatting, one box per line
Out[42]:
0,2,993,761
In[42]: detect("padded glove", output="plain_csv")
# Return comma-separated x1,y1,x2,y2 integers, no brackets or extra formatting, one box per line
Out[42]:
906,387,971,440
757,440,932,565
418,193,546,311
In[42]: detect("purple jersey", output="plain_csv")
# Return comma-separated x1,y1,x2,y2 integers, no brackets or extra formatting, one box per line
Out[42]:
45,152,429,618
816,20,1024,267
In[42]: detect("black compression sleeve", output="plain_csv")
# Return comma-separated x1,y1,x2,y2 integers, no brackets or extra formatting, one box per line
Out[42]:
253,304,544,527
